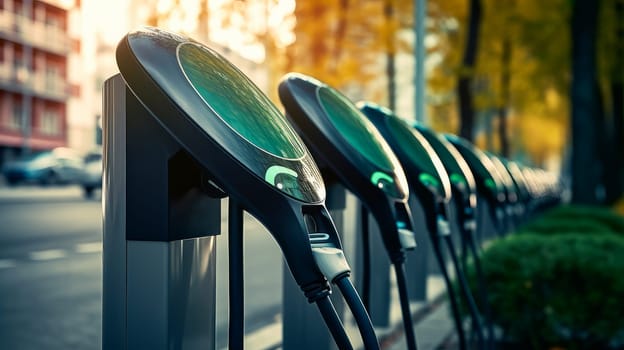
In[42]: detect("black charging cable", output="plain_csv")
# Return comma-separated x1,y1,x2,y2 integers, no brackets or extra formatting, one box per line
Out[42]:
312,245,381,349
303,280,354,350
443,234,485,349
459,218,486,348
360,203,371,312
316,296,354,350
467,230,495,349
390,254,419,350
360,204,418,350
228,201,380,350
229,202,358,350
429,228,467,350
334,273,380,350
461,210,495,349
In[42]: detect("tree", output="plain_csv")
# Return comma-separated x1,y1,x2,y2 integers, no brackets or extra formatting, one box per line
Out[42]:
457,0,482,142
384,0,397,110
429,0,570,163
613,0,624,202
284,0,412,104
598,0,624,203
570,0,601,204
285,0,379,97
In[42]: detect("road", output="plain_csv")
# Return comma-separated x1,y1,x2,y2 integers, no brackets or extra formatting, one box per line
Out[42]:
0,186,284,349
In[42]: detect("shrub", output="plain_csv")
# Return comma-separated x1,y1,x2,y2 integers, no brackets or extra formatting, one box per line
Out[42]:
518,217,614,235
520,205,624,235
466,234,624,349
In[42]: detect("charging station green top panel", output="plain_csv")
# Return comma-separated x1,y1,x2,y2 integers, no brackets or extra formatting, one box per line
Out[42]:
178,42,306,160
358,102,452,200
414,125,477,194
316,87,407,199
316,87,394,172
385,116,444,177
387,116,451,197
444,134,506,203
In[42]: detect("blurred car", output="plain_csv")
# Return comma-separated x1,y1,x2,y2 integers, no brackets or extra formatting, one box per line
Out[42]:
81,148,102,198
2,147,85,186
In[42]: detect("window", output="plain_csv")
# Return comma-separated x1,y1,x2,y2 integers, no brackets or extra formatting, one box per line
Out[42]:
10,104,22,130
45,65,59,92
40,109,60,136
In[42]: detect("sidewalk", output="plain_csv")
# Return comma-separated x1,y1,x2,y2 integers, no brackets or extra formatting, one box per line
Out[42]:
383,298,456,350
378,276,456,350
241,275,457,350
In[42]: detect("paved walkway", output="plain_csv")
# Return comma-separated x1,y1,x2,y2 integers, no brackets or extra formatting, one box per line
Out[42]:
239,275,457,350
377,275,456,350
384,300,455,350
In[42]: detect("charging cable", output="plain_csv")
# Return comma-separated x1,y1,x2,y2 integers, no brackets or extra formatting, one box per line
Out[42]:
312,246,381,350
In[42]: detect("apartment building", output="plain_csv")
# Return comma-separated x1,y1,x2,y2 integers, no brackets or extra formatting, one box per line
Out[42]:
0,0,79,167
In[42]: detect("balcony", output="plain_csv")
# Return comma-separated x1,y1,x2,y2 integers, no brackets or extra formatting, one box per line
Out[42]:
0,61,69,102
41,0,75,11
0,9,71,56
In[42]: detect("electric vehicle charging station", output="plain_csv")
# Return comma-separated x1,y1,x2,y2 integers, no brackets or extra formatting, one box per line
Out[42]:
523,167,561,213
503,160,532,219
279,73,420,350
444,135,509,239
521,167,551,213
488,155,522,230
359,104,486,350
103,28,377,350
414,125,496,349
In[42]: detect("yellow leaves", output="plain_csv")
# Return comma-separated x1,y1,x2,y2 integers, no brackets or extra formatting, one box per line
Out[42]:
545,89,561,111
286,0,400,98
429,103,460,133
614,197,624,216
518,113,566,164
426,0,573,164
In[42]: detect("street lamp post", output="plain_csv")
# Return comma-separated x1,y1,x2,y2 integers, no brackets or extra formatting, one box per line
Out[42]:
414,0,427,124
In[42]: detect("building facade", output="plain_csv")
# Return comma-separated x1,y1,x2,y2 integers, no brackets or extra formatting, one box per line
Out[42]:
0,0,79,167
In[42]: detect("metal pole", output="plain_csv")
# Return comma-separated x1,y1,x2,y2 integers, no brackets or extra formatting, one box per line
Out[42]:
103,75,220,349
414,0,427,124
228,199,244,349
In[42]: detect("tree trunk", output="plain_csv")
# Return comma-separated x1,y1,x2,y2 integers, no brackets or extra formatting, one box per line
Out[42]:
594,80,607,203
604,81,623,203
498,37,511,158
457,0,482,142
570,0,601,204
606,0,624,203
384,0,396,111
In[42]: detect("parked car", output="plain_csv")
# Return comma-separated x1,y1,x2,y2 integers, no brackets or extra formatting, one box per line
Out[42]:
81,148,102,198
2,147,85,186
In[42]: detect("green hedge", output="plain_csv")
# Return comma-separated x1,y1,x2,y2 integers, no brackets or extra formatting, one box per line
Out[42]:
456,205,624,348
465,233,624,349
519,205,624,235
518,218,614,235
